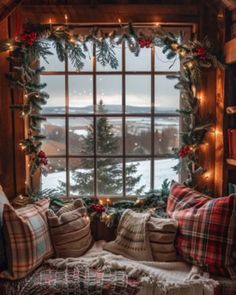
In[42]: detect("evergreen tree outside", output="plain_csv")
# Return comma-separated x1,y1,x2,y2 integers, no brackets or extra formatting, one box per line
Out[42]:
59,100,145,196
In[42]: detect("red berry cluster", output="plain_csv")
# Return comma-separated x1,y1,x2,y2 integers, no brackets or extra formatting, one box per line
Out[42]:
90,204,106,212
139,39,152,48
194,47,207,60
178,146,191,158
20,32,37,46
38,150,48,165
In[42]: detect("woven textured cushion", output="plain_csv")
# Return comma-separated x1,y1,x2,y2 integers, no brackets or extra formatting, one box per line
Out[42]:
0,185,9,271
46,199,93,258
148,217,178,262
167,181,236,278
0,199,53,280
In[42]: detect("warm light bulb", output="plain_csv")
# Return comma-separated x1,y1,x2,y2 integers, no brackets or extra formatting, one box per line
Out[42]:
99,199,103,205
187,61,193,69
84,215,90,222
155,22,161,27
204,172,211,180
49,18,52,24
118,18,121,24
64,14,68,23
171,43,178,50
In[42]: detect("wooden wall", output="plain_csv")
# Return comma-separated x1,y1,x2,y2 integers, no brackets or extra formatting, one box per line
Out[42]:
0,1,224,199
0,8,25,199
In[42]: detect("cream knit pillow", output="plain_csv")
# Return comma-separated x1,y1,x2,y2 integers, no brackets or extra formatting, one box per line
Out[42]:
46,199,93,258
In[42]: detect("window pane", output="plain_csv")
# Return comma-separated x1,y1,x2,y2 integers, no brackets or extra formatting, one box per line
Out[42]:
40,41,65,72
155,75,180,112
41,75,65,114
126,46,151,71
42,158,66,192
126,158,150,195
96,45,122,71
41,118,66,156
97,158,123,196
154,117,179,155
126,75,151,113
126,118,151,155
70,158,94,196
69,117,94,155
96,75,122,113
154,158,179,189
155,47,180,72
69,75,93,114
96,117,122,155
68,42,93,72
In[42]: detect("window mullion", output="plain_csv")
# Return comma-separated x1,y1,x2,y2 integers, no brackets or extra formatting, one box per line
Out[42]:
122,42,126,197
93,45,97,198
65,50,70,197
151,46,155,190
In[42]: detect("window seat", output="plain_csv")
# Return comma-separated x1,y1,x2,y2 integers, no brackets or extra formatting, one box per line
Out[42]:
0,240,235,295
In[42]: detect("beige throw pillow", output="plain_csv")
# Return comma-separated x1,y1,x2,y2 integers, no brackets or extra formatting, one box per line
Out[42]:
46,199,93,258
148,217,178,262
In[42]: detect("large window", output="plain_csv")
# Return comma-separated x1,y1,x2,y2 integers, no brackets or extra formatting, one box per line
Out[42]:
40,26,191,197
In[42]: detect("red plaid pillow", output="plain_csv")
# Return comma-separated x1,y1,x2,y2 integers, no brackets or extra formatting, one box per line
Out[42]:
167,181,236,279
0,199,53,280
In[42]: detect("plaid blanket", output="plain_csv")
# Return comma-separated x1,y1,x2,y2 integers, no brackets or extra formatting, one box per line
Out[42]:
0,263,140,295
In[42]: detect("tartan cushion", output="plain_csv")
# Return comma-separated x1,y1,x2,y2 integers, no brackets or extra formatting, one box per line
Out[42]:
0,199,53,280
0,185,10,271
167,181,236,279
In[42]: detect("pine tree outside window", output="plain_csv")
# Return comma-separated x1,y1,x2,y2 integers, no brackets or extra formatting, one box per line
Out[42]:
39,25,192,198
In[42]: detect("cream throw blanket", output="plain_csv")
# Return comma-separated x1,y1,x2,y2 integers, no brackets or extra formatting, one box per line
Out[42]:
46,241,218,295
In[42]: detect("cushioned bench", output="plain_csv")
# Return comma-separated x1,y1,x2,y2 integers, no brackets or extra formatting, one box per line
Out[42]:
1,260,236,295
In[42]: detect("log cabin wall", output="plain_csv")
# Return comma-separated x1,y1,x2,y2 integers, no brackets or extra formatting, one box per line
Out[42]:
0,0,224,199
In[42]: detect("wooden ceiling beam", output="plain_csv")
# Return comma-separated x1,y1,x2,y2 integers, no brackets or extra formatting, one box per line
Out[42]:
21,4,198,24
0,0,23,23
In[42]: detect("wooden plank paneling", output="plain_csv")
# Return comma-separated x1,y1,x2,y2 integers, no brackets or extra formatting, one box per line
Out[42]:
0,17,15,198
9,8,25,196
21,4,198,24
0,7,24,199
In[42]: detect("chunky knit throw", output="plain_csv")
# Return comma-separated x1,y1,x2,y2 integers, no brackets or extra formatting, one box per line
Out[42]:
104,209,153,261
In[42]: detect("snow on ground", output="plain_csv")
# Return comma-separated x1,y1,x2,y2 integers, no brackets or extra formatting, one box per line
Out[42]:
42,158,179,194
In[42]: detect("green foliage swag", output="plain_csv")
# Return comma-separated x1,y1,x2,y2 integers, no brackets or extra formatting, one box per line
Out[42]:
0,22,223,221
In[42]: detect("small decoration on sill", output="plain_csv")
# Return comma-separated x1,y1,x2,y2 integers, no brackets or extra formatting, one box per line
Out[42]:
0,21,223,198
12,194,31,208
90,203,106,213
138,38,152,48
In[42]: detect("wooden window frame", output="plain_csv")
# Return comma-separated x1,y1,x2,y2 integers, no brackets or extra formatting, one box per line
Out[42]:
40,24,193,198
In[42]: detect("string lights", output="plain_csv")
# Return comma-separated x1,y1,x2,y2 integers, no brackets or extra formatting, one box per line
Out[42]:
0,20,223,200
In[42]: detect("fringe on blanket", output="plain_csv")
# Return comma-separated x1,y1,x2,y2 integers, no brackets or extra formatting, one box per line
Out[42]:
46,253,218,295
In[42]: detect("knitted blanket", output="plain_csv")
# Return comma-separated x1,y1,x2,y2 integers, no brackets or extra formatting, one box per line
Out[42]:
104,209,153,261
47,241,218,295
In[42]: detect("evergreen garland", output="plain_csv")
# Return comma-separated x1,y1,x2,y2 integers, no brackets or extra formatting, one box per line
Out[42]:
0,22,223,203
